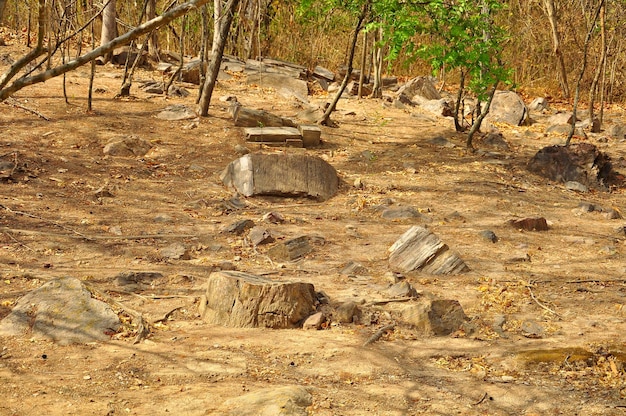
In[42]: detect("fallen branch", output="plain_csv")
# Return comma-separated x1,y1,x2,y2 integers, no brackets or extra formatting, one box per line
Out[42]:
4,98,50,120
0,227,195,241
472,392,490,406
86,284,150,344
2,230,36,252
363,324,395,346
152,306,183,324
0,205,93,240
365,297,415,307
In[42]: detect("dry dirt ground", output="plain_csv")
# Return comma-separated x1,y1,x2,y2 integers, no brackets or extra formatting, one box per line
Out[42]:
1,41,626,416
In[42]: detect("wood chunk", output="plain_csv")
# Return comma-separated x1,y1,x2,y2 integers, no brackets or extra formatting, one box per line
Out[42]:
388,226,469,275
267,236,312,261
220,153,339,201
299,124,321,147
245,127,302,143
200,271,316,328
509,217,549,231
233,106,297,128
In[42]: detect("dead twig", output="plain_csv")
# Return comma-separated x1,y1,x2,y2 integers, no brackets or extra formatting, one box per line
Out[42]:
4,98,50,120
0,205,93,241
152,306,183,324
0,226,195,241
527,284,561,318
363,324,395,347
365,297,415,307
472,392,490,406
2,230,36,252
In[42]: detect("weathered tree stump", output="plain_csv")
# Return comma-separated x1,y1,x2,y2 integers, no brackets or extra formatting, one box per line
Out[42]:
527,143,623,190
199,271,316,328
388,226,469,274
220,153,339,201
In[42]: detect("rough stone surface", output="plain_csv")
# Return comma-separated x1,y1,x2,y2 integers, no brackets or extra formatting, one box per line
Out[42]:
484,90,528,126
156,104,197,121
103,136,152,157
479,230,498,243
220,153,339,201
527,143,622,190
388,226,469,275
396,76,441,101
400,298,468,335
215,385,312,416
529,97,549,112
161,242,191,260
509,217,549,231
246,73,309,102
200,271,316,328
334,301,361,324
0,277,120,345
381,206,422,220
267,236,313,261
302,312,325,330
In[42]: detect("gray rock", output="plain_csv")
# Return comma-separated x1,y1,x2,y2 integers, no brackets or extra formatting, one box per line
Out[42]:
339,261,368,276
605,208,622,220
521,320,544,338
400,298,468,335
381,206,422,220
223,219,255,235
528,97,549,112
0,277,120,345
479,230,498,243
607,124,625,139
396,76,441,101
248,226,275,246
103,136,152,157
386,280,419,298
548,112,578,125
246,72,309,103
216,386,312,416
412,96,454,117
156,104,197,121
429,136,456,148
115,271,163,290
565,181,589,193
484,90,528,126
161,242,191,260
334,301,361,324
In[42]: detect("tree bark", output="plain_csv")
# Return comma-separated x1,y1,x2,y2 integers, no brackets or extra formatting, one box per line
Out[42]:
198,0,240,117
146,0,160,59
588,2,606,128
0,0,8,23
318,1,370,126
0,0,210,102
466,82,498,150
100,0,117,64
543,0,570,99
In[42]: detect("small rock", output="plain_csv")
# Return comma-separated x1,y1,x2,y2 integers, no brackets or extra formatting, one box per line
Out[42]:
605,208,622,220
262,211,285,223
154,213,173,223
340,261,368,276
506,253,531,263
381,206,422,220
334,301,361,324
386,281,418,298
108,225,122,236
161,243,190,260
565,181,589,193
303,312,326,330
429,136,455,148
577,202,595,213
222,219,255,235
354,177,364,189
509,217,549,231
479,230,498,243
103,136,152,157
521,320,544,338
217,260,237,271
248,226,275,246
94,186,114,198
529,97,549,112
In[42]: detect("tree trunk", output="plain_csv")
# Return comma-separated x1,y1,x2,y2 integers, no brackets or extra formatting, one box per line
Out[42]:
357,31,367,99
318,1,370,126
543,0,570,99
588,2,606,128
0,0,210,102
213,0,223,53
370,27,382,99
0,0,8,22
566,0,604,147
198,0,240,117
100,0,117,64
466,82,498,150
146,0,159,59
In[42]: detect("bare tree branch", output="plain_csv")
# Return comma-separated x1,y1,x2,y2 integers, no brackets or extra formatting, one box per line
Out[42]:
0,0,209,102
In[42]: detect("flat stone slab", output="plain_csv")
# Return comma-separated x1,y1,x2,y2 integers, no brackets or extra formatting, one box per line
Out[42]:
220,153,339,201
388,226,469,274
199,271,316,328
245,127,301,143
0,277,120,345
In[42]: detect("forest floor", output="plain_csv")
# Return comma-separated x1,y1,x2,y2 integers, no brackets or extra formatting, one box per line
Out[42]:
1,40,626,415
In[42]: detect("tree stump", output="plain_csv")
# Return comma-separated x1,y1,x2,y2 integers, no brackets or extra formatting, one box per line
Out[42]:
199,271,316,329
220,153,339,201
527,143,622,190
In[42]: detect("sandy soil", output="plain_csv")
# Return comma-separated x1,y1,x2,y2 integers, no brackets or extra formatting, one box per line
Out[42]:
1,41,626,415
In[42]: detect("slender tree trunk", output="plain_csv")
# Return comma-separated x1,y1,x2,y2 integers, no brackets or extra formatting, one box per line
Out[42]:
318,1,370,125
100,0,117,63
566,0,604,147
454,70,466,132
198,0,240,117
147,0,159,59
0,0,8,23
213,0,223,53
88,20,96,112
466,82,498,150
358,30,368,99
370,27,382,99
543,0,570,99
588,2,606,130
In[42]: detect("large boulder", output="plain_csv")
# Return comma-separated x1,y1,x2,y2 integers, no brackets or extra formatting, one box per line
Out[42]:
485,90,528,126
396,76,441,102
0,277,120,345
199,271,317,328
527,143,623,190
220,153,339,201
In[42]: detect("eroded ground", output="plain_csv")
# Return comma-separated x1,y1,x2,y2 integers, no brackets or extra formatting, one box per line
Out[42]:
1,42,626,415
